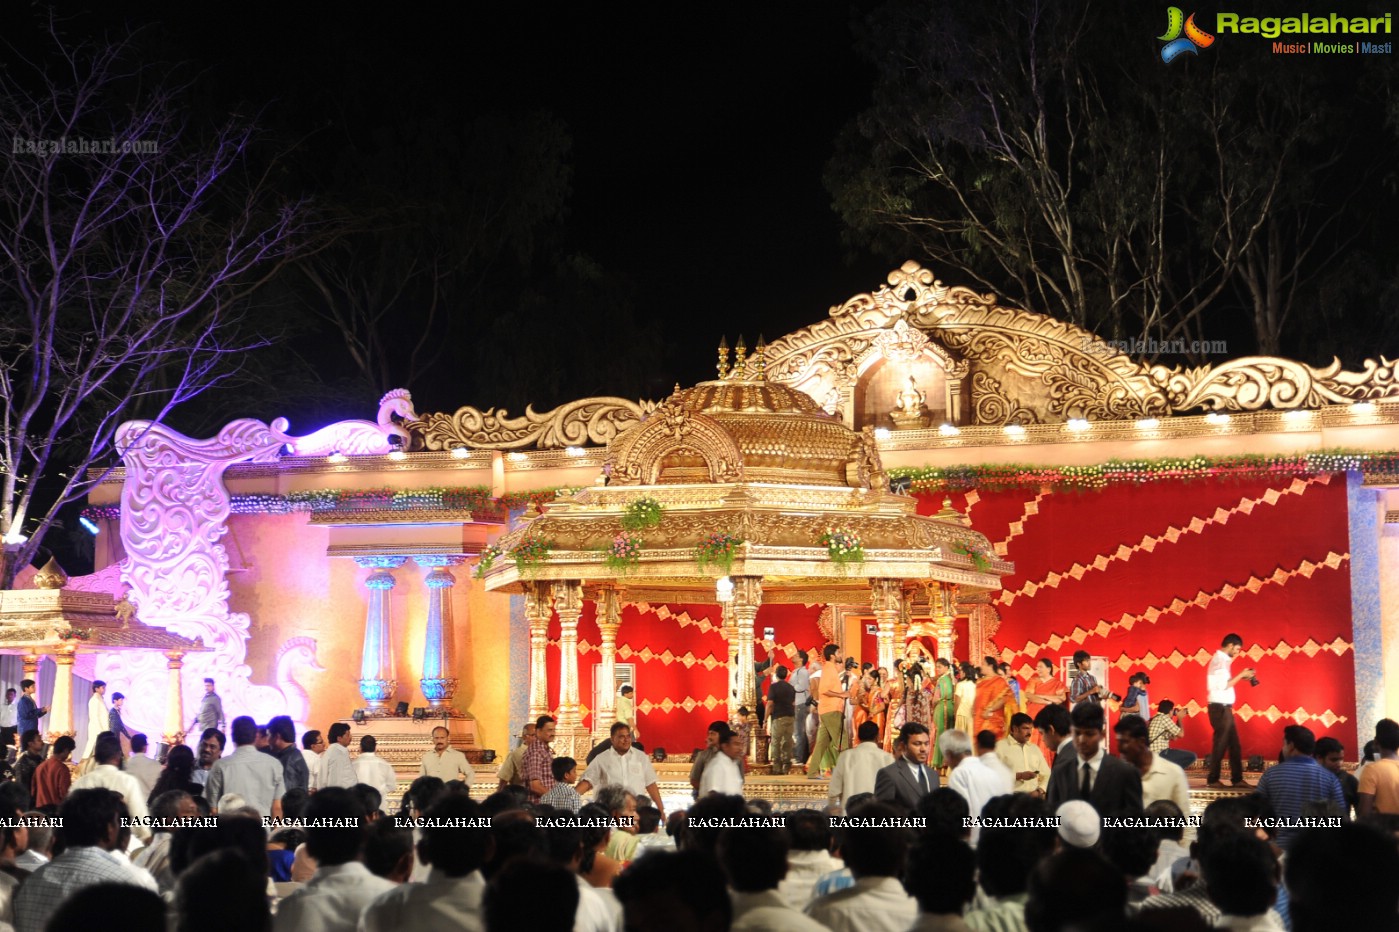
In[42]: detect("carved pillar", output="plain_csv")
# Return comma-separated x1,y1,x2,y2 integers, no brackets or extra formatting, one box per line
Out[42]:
594,587,621,741
552,580,587,757
163,650,186,747
416,555,467,710
46,649,76,743
933,583,957,662
524,582,551,721
720,599,738,712
728,576,763,762
897,587,914,652
871,578,901,673
21,655,38,686
355,556,408,709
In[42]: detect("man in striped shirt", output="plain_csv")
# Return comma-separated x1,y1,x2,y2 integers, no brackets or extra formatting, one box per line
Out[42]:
1256,724,1345,850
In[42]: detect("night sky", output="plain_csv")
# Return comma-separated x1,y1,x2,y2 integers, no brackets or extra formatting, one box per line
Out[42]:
135,5,894,410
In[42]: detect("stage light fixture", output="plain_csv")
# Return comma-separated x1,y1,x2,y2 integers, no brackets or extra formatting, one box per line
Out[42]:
873,427,892,441
327,452,348,464
1003,424,1026,438
1352,402,1376,416
1066,419,1089,432
938,423,960,437
1204,412,1231,425
387,450,407,461
451,447,469,459
1134,418,1160,430
352,709,365,723
412,707,427,721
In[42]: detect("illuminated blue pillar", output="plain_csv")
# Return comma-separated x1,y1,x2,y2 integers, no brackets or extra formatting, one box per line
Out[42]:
356,556,407,708
416,555,467,708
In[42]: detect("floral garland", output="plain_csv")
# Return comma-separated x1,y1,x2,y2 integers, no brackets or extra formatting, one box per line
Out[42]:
473,545,503,579
604,532,643,572
951,541,991,572
619,497,663,532
83,485,577,523
512,537,554,576
887,449,1399,494
819,527,865,566
696,532,743,575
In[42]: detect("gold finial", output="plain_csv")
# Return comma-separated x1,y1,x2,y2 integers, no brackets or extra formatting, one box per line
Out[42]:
33,556,68,589
717,337,730,379
733,336,747,379
754,334,768,380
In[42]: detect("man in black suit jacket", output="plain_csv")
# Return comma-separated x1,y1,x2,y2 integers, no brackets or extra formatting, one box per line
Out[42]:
875,722,940,811
1046,702,1143,817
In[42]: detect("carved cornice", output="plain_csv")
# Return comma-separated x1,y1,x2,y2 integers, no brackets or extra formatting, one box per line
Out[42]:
411,397,657,451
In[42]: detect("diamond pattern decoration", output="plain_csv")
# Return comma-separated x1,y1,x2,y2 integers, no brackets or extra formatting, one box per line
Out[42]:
996,477,1330,606
1108,638,1352,678
995,490,1049,557
1012,551,1351,657
638,695,724,716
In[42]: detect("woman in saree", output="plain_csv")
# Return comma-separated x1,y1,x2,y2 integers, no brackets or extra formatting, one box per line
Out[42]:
973,656,1012,741
930,658,956,768
1022,657,1068,763
883,659,906,753
1000,661,1023,733
954,661,978,737
868,668,889,745
849,663,873,743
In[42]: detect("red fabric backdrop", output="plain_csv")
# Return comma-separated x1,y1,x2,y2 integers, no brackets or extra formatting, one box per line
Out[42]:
544,473,1356,757
545,601,827,753
915,475,1356,756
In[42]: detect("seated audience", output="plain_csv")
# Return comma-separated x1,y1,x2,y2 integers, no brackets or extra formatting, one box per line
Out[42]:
805,801,917,931
717,825,828,930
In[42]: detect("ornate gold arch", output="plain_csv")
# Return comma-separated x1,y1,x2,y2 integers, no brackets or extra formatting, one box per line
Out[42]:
603,399,745,485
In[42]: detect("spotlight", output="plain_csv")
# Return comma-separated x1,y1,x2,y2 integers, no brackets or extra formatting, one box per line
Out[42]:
79,517,100,536
507,452,528,462
1283,409,1313,423
412,707,427,721
1352,402,1377,416
1,532,26,546
873,427,892,441
1066,419,1089,432
889,476,913,495
387,450,407,461
352,709,366,723
1204,412,1231,425
566,446,586,457
395,701,409,717
327,452,348,464
715,576,734,603
1134,418,1160,430
450,447,470,459
938,424,960,437
1003,424,1026,438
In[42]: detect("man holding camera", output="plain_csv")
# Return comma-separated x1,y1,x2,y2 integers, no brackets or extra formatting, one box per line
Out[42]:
1206,632,1256,789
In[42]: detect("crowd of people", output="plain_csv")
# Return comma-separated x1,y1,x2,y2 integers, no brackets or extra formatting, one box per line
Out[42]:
0,642,1392,932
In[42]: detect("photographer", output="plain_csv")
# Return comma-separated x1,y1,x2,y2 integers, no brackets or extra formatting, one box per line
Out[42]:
1148,700,1196,770
1206,633,1256,789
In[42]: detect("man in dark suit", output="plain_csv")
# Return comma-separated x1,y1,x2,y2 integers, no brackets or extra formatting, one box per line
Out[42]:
1046,702,1143,817
875,722,940,811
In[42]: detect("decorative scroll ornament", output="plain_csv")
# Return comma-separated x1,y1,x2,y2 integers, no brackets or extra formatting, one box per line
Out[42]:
1147,356,1399,411
412,397,657,451
873,319,932,364
108,418,323,737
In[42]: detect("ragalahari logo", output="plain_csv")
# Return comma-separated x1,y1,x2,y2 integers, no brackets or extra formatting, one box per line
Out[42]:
1159,7,1216,62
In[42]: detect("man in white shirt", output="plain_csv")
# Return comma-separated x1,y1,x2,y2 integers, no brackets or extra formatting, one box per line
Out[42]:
941,729,1011,844
419,726,474,785
996,713,1050,796
805,800,918,931
778,810,844,910
0,687,17,758
68,734,152,841
302,730,325,792
352,735,399,809
124,733,163,798
576,723,664,814
718,825,830,931
275,787,397,932
829,721,893,812
698,728,745,796
360,795,488,932
791,650,812,765
79,681,108,766
320,722,357,790
975,730,1016,789
1206,632,1256,789
1115,715,1190,813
